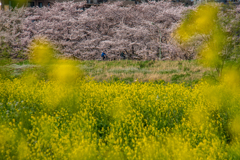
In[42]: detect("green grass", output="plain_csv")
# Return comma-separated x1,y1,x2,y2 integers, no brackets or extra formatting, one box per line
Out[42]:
79,60,212,84
0,59,214,84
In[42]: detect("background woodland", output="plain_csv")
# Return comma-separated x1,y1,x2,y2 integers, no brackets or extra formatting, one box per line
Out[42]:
1,2,240,60
0,1,194,60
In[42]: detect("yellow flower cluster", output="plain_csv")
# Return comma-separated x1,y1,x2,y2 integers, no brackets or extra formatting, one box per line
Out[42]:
0,75,240,159
175,3,227,68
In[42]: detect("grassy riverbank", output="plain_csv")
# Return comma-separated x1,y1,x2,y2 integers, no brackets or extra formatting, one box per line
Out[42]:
0,59,213,85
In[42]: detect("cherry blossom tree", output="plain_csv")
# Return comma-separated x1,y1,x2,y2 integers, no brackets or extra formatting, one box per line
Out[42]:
0,1,194,60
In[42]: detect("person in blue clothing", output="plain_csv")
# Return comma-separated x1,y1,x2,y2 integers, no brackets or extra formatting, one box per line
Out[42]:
101,52,107,60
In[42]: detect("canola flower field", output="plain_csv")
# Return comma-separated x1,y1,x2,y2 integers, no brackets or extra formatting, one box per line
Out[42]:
0,73,240,159
1,7,240,158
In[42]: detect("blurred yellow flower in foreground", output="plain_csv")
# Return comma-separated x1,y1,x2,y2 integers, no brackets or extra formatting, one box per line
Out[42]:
49,60,84,83
29,38,55,65
176,3,219,42
28,37,84,83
